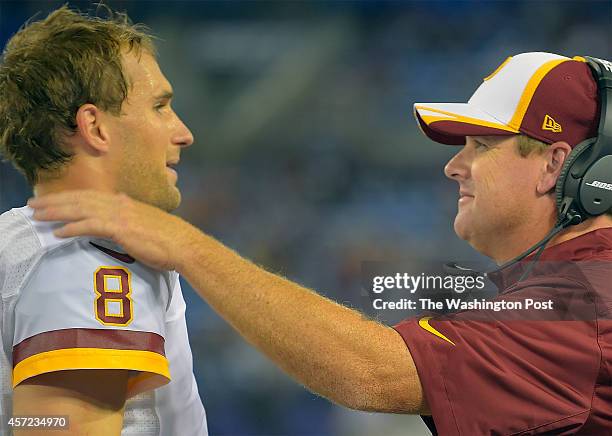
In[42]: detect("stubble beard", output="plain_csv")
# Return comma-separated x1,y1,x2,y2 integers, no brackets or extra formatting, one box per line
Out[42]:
117,162,181,212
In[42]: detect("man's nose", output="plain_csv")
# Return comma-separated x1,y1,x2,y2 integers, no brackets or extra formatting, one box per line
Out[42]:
173,117,194,148
444,147,470,181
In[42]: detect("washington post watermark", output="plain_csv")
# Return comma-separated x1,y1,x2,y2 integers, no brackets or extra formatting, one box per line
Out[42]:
360,260,611,323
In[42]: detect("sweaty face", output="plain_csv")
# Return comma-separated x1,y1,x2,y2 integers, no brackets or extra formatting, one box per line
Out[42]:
444,136,543,256
107,50,193,212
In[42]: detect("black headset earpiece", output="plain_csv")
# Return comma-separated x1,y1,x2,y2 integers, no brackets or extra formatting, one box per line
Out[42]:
555,138,596,225
555,56,612,226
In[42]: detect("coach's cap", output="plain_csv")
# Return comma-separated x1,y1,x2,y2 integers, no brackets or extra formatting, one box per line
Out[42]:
414,52,599,147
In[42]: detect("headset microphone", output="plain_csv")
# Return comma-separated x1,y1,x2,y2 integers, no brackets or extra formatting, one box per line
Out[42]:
444,215,569,282
445,55,612,284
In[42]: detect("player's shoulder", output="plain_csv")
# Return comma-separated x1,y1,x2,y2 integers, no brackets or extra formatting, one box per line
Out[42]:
1,205,175,300
0,205,74,254
1,205,91,292
0,207,37,253
0,205,73,298
10,207,176,342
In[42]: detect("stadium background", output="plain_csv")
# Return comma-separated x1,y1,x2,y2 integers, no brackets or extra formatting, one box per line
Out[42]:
0,1,610,434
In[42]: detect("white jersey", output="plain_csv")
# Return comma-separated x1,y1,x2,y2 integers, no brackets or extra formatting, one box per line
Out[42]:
0,206,208,436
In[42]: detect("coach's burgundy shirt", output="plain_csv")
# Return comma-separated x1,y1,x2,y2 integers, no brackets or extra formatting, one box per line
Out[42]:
394,228,612,435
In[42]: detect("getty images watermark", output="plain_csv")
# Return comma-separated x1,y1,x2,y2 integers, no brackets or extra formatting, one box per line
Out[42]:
359,261,565,319
370,272,552,311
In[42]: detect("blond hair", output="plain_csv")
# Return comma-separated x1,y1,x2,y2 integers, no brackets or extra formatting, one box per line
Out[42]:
516,134,550,157
0,5,156,185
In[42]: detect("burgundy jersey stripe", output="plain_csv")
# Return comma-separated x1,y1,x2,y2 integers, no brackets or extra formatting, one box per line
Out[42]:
13,328,165,367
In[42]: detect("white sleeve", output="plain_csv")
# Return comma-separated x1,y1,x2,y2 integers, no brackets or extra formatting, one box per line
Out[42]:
12,238,171,397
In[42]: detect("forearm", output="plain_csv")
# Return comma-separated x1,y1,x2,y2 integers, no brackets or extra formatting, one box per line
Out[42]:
26,192,425,412
13,370,127,435
178,231,425,412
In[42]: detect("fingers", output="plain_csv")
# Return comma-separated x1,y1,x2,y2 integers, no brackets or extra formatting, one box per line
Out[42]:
28,191,118,241
28,190,146,243
28,190,126,213
28,190,125,223
32,203,91,222
54,219,115,239
28,190,94,208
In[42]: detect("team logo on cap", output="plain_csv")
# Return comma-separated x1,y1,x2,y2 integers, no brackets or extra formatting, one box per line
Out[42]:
542,115,562,133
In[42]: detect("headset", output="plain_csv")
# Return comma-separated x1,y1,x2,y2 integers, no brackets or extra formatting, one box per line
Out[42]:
556,56,612,225
446,55,612,282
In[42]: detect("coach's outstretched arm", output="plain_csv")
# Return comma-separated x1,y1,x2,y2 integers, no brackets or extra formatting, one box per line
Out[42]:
28,192,428,415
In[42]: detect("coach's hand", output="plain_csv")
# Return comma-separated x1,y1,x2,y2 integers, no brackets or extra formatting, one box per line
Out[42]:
28,191,201,272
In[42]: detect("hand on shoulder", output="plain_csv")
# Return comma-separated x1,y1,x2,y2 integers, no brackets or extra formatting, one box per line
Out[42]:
28,191,202,271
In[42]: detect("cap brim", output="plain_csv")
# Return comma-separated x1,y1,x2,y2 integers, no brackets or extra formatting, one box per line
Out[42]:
414,103,519,145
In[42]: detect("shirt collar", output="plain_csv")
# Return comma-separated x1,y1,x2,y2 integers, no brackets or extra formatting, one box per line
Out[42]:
487,227,612,291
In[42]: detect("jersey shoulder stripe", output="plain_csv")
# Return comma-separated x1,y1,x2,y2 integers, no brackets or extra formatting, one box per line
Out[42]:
12,328,170,394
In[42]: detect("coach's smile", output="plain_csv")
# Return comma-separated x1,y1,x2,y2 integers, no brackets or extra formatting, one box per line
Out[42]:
458,195,474,204
166,165,178,178
166,159,179,178
458,189,474,203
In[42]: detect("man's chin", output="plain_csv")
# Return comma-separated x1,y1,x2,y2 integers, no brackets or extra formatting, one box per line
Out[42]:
454,215,496,257
136,187,181,212
168,194,181,212
453,215,471,242
160,188,181,212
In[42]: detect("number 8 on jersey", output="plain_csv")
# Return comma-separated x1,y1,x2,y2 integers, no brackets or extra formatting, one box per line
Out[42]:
94,267,134,326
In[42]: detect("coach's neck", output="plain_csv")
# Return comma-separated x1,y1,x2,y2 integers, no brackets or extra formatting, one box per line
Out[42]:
548,214,612,248
488,214,612,265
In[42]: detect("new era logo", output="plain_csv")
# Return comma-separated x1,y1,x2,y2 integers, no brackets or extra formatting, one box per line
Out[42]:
542,114,562,133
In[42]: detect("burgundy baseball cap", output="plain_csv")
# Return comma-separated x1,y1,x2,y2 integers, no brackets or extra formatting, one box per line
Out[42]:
414,52,599,148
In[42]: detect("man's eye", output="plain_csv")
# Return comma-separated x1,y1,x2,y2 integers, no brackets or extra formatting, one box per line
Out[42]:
474,141,488,150
154,100,171,112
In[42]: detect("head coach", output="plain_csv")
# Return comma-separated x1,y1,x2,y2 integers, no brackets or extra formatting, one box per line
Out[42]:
28,52,612,434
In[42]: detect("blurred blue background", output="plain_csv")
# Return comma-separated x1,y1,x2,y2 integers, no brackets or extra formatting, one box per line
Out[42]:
1,1,610,435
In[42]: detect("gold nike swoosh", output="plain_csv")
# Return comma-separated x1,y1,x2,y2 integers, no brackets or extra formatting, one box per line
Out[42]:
418,316,455,346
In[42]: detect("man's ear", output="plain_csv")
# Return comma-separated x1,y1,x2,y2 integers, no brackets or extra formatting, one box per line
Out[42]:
537,141,573,195
74,104,112,155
